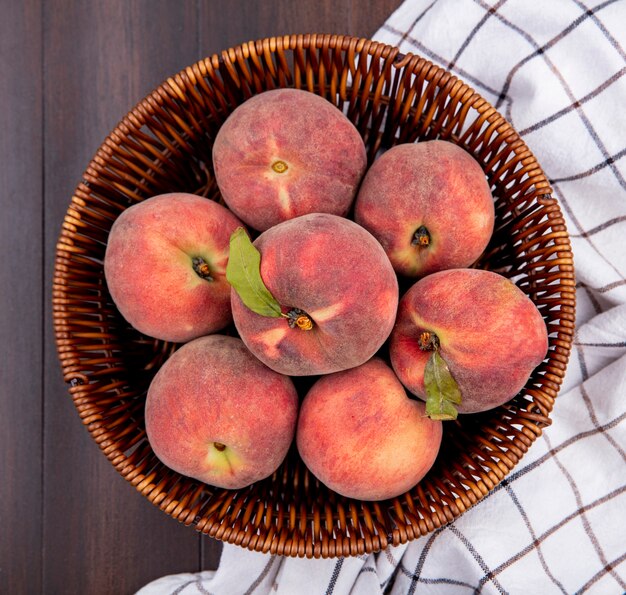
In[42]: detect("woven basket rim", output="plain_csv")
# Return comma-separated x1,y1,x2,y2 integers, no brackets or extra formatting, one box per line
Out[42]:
53,33,576,559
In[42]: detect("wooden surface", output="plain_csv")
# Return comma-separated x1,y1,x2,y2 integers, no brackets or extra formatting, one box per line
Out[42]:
0,1,402,593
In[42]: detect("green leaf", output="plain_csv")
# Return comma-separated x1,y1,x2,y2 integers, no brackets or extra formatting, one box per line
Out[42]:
424,350,462,420
226,228,283,318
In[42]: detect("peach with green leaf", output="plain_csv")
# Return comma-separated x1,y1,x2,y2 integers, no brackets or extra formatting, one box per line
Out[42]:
354,140,495,278
227,213,399,376
145,335,299,489
389,268,549,417
213,88,367,231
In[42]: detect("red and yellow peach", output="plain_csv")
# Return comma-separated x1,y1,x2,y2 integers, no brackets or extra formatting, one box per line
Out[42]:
390,269,549,414
230,213,399,376
145,335,299,489
355,141,494,277
296,357,443,500
104,193,243,343
213,88,367,231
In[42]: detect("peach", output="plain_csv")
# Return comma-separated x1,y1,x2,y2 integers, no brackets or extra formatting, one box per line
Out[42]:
390,269,549,414
145,335,299,489
296,358,442,500
212,88,367,231
354,141,495,277
230,213,399,376
104,193,243,343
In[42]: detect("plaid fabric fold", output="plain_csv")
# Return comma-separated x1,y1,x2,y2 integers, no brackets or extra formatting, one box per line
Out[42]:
137,1,626,593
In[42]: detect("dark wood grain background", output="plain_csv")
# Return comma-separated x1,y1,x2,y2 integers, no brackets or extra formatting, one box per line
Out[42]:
0,1,402,593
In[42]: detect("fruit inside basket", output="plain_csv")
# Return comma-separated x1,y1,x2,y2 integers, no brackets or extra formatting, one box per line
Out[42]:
53,34,575,559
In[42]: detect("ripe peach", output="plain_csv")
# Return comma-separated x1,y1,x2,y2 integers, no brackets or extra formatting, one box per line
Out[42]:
230,213,399,376
296,358,442,500
390,269,549,414
212,88,367,231
104,193,243,343
354,141,494,277
145,335,299,489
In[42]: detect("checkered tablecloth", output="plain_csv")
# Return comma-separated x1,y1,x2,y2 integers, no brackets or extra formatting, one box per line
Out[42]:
138,1,626,593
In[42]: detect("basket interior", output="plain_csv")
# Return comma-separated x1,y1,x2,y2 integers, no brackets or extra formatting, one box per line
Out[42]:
53,34,575,559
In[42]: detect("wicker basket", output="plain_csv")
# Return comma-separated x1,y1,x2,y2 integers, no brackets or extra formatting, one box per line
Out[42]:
53,34,575,559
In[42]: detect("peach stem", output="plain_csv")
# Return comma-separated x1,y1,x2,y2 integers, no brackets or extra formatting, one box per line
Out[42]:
271,160,289,174
192,256,213,281
282,308,314,331
418,330,440,351
412,225,431,247
213,442,226,451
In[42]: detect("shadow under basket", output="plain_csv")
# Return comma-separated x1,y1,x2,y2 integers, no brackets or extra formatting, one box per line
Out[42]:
53,34,576,559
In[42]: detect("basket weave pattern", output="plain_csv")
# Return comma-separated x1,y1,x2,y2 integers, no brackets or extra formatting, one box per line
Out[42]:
53,34,575,558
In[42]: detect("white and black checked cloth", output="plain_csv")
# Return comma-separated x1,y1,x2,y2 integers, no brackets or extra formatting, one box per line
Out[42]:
138,1,626,593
